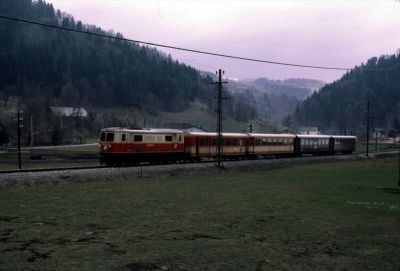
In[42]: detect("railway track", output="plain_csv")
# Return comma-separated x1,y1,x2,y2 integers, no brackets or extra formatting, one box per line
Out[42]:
0,150,397,175
0,159,220,175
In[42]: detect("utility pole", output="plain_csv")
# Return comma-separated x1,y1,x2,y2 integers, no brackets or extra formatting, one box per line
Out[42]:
16,108,23,169
398,139,400,188
366,101,370,157
249,123,253,133
211,69,228,168
30,115,33,150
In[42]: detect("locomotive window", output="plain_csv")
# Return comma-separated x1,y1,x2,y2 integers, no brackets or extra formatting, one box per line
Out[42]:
121,134,126,142
178,135,182,142
156,135,163,141
134,135,143,142
106,133,114,142
100,132,106,141
165,135,173,142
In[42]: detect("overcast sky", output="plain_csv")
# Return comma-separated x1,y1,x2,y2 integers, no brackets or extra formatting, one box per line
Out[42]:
48,0,400,82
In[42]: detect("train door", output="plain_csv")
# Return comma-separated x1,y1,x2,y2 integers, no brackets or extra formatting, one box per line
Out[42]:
294,136,301,156
329,137,335,154
195,137,200,157
248,137,254,155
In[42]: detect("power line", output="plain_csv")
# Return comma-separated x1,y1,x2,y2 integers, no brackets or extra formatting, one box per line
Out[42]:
0,14,396,72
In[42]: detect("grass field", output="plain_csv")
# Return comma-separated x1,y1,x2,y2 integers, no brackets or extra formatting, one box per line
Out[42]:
0,158,399,270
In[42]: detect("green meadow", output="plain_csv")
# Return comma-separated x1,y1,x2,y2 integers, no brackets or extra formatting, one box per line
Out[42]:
0,157,399,270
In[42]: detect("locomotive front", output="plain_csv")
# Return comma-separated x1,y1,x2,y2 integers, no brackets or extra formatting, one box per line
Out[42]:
99,127,185,165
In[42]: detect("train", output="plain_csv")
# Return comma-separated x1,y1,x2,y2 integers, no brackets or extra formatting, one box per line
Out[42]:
99,127,357,166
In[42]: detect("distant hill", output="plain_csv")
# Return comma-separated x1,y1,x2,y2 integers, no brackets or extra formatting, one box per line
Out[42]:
293,53,400,134
283,78,325,93
225,77,324,124
226,79,300,123
242,77,325,100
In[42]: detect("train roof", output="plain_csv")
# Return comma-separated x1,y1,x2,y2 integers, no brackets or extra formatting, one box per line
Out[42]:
101,127,184,134
331,135,357,139
296,134,331,139
296,134,357,139
184,131,248,137
248,133,296,138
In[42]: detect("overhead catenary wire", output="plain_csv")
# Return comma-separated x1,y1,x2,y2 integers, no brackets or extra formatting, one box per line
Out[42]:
0,14,396,112
0,14,397,72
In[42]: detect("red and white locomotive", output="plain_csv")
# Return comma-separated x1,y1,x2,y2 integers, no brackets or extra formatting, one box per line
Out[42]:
99,127,357,165
99,128,184,165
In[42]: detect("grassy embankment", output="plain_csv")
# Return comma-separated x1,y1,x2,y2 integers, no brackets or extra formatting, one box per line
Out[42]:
0,157,399,270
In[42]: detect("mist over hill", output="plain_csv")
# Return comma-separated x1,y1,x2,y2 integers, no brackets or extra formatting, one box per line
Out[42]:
293,53,400,135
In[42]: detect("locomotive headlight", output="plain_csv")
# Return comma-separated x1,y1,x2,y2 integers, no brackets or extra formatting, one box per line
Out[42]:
101,144,112,151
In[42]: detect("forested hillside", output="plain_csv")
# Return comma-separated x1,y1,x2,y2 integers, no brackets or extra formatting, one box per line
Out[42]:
0,0,259,144
0,0,211,111
294,53,400,134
